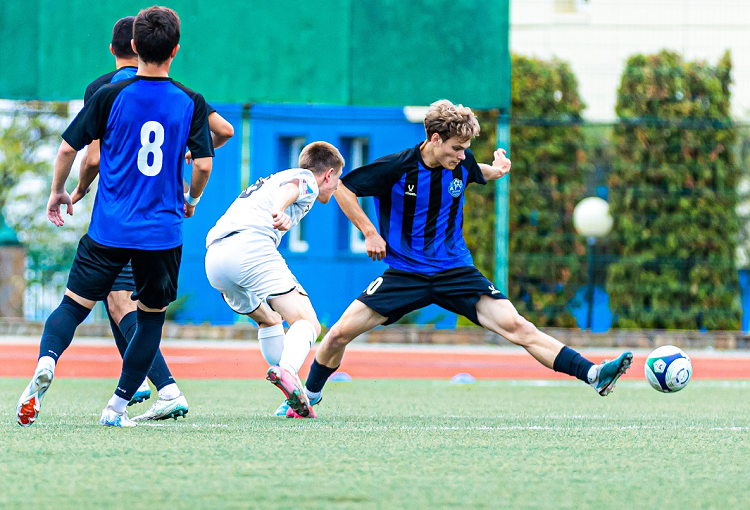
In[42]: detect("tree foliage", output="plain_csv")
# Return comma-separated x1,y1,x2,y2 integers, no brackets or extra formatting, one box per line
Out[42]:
607,50,741,329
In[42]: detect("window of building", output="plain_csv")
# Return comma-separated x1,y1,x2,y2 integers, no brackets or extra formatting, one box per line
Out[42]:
348,138,371,254
279,136,309,253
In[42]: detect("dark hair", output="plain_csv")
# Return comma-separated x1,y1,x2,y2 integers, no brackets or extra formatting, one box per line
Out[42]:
298,142,345,174
133,6,180,65
111,17,136,58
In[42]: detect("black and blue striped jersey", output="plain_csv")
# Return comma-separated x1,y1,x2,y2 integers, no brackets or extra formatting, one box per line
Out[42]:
341,143,486,274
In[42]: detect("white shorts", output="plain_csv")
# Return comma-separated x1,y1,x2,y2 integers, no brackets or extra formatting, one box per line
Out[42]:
205,232,306,315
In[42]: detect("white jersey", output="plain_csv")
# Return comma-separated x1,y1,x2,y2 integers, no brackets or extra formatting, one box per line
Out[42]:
206,168,319,248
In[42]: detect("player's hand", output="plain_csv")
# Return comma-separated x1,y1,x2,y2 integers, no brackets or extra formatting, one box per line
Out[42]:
365,233,387,261
185,203,196,218
47,190,73,227
492,148,511,177
272,210,292,231
69,185,90,205
185,150,192,164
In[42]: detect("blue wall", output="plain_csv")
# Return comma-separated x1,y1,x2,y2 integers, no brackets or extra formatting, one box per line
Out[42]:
179,103,243,324
178,103,442,327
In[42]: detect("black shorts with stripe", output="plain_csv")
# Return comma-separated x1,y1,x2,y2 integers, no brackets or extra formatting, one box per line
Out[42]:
356,266,507,326
111,262,136,293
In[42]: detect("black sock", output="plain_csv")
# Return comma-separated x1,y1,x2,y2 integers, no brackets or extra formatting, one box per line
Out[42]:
553,346,594,383
106,305,131,358
38,295,91,362
115,309,165,400
305,359,339,393
117,310,173,390
147,350,175,391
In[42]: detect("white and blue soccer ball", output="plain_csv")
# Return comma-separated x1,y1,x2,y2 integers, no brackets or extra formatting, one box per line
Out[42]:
644,345,692,393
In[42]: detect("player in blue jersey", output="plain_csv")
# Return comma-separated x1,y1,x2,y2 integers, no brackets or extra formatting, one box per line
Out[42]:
16,6,214,428
64,15,234,421
279,100,633,417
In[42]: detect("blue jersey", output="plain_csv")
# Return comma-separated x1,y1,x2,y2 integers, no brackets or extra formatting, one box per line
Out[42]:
84,66,138,103
63,76,213,250
341,143,486,274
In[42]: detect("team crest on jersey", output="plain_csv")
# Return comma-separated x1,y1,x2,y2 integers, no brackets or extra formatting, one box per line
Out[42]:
449,178,463,198
300,179,314,196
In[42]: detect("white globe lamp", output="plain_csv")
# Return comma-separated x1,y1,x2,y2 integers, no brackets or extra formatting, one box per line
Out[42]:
573,197,613,331
573,197,613,238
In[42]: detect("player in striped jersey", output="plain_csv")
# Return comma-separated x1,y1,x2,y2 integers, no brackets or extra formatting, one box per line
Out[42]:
280,100,633,417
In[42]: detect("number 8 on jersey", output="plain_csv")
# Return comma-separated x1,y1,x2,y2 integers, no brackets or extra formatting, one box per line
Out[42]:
138,120,165,176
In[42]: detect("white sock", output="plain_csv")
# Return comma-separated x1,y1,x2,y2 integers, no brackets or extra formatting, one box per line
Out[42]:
305,388,321,401
108,394,129,414
37,356,56,376
137,379,150,392
258,324,285,366
278,320,316,374
587,365,599,384
158,383,181,400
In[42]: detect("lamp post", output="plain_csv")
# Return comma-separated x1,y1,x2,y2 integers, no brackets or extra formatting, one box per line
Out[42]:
573,197,613,331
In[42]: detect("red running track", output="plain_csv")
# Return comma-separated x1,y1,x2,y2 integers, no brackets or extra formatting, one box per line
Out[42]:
0,341,748,380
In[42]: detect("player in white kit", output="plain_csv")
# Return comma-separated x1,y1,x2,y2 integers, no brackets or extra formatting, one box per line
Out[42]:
205,141,344,418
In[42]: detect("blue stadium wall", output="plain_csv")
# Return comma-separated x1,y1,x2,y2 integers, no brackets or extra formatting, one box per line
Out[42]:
178,103,458,327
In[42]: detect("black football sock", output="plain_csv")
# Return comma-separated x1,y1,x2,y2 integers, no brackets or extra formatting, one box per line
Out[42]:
147,350,176,391
553,346,595,383
115,309,165,400
38,295,91,362
305,358,339,393
106,306,133,358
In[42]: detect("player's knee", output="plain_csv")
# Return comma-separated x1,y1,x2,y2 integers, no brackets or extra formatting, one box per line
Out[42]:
325,323,353,350
106,291,135,324
506,315,538,345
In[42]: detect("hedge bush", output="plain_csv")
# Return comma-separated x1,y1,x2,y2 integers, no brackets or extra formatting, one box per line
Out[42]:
607,50,741,329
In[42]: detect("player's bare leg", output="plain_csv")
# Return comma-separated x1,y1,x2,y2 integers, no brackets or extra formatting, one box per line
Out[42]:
315,300,387,368
475,296,563,368
263,291,321,417
106,290,136,324
476,295,632,395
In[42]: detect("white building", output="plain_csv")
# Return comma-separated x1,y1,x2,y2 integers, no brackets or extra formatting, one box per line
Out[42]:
511,0,750,121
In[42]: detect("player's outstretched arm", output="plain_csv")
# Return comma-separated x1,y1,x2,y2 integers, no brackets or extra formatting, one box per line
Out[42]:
479,148,512,181
71,140,101,204
334,185,386,261
47,140,77,226
184,156,213,218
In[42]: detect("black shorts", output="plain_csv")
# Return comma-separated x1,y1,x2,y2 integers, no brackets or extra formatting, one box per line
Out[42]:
357,266,507,326
67,234,182,309
110,262,136,293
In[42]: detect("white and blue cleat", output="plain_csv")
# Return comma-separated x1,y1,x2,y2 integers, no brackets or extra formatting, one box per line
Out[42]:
128,380,152,406
99,406,137,427
133,394,189,421
590,351,633,396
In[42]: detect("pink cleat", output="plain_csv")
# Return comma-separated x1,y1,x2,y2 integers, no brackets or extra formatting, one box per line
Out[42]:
286,405,317,419
266,366,312,418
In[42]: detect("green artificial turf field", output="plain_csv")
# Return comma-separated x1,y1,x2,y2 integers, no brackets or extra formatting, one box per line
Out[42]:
1,378,748,509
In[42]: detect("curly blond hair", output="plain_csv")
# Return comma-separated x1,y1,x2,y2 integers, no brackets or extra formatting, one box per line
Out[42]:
424,100,480,142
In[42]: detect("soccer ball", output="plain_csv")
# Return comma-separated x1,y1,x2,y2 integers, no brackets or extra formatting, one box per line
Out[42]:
644,345,692,393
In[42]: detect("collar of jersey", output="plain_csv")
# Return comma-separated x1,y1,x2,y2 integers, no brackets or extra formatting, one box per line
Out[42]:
133,75,173,81
415,142,448,172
